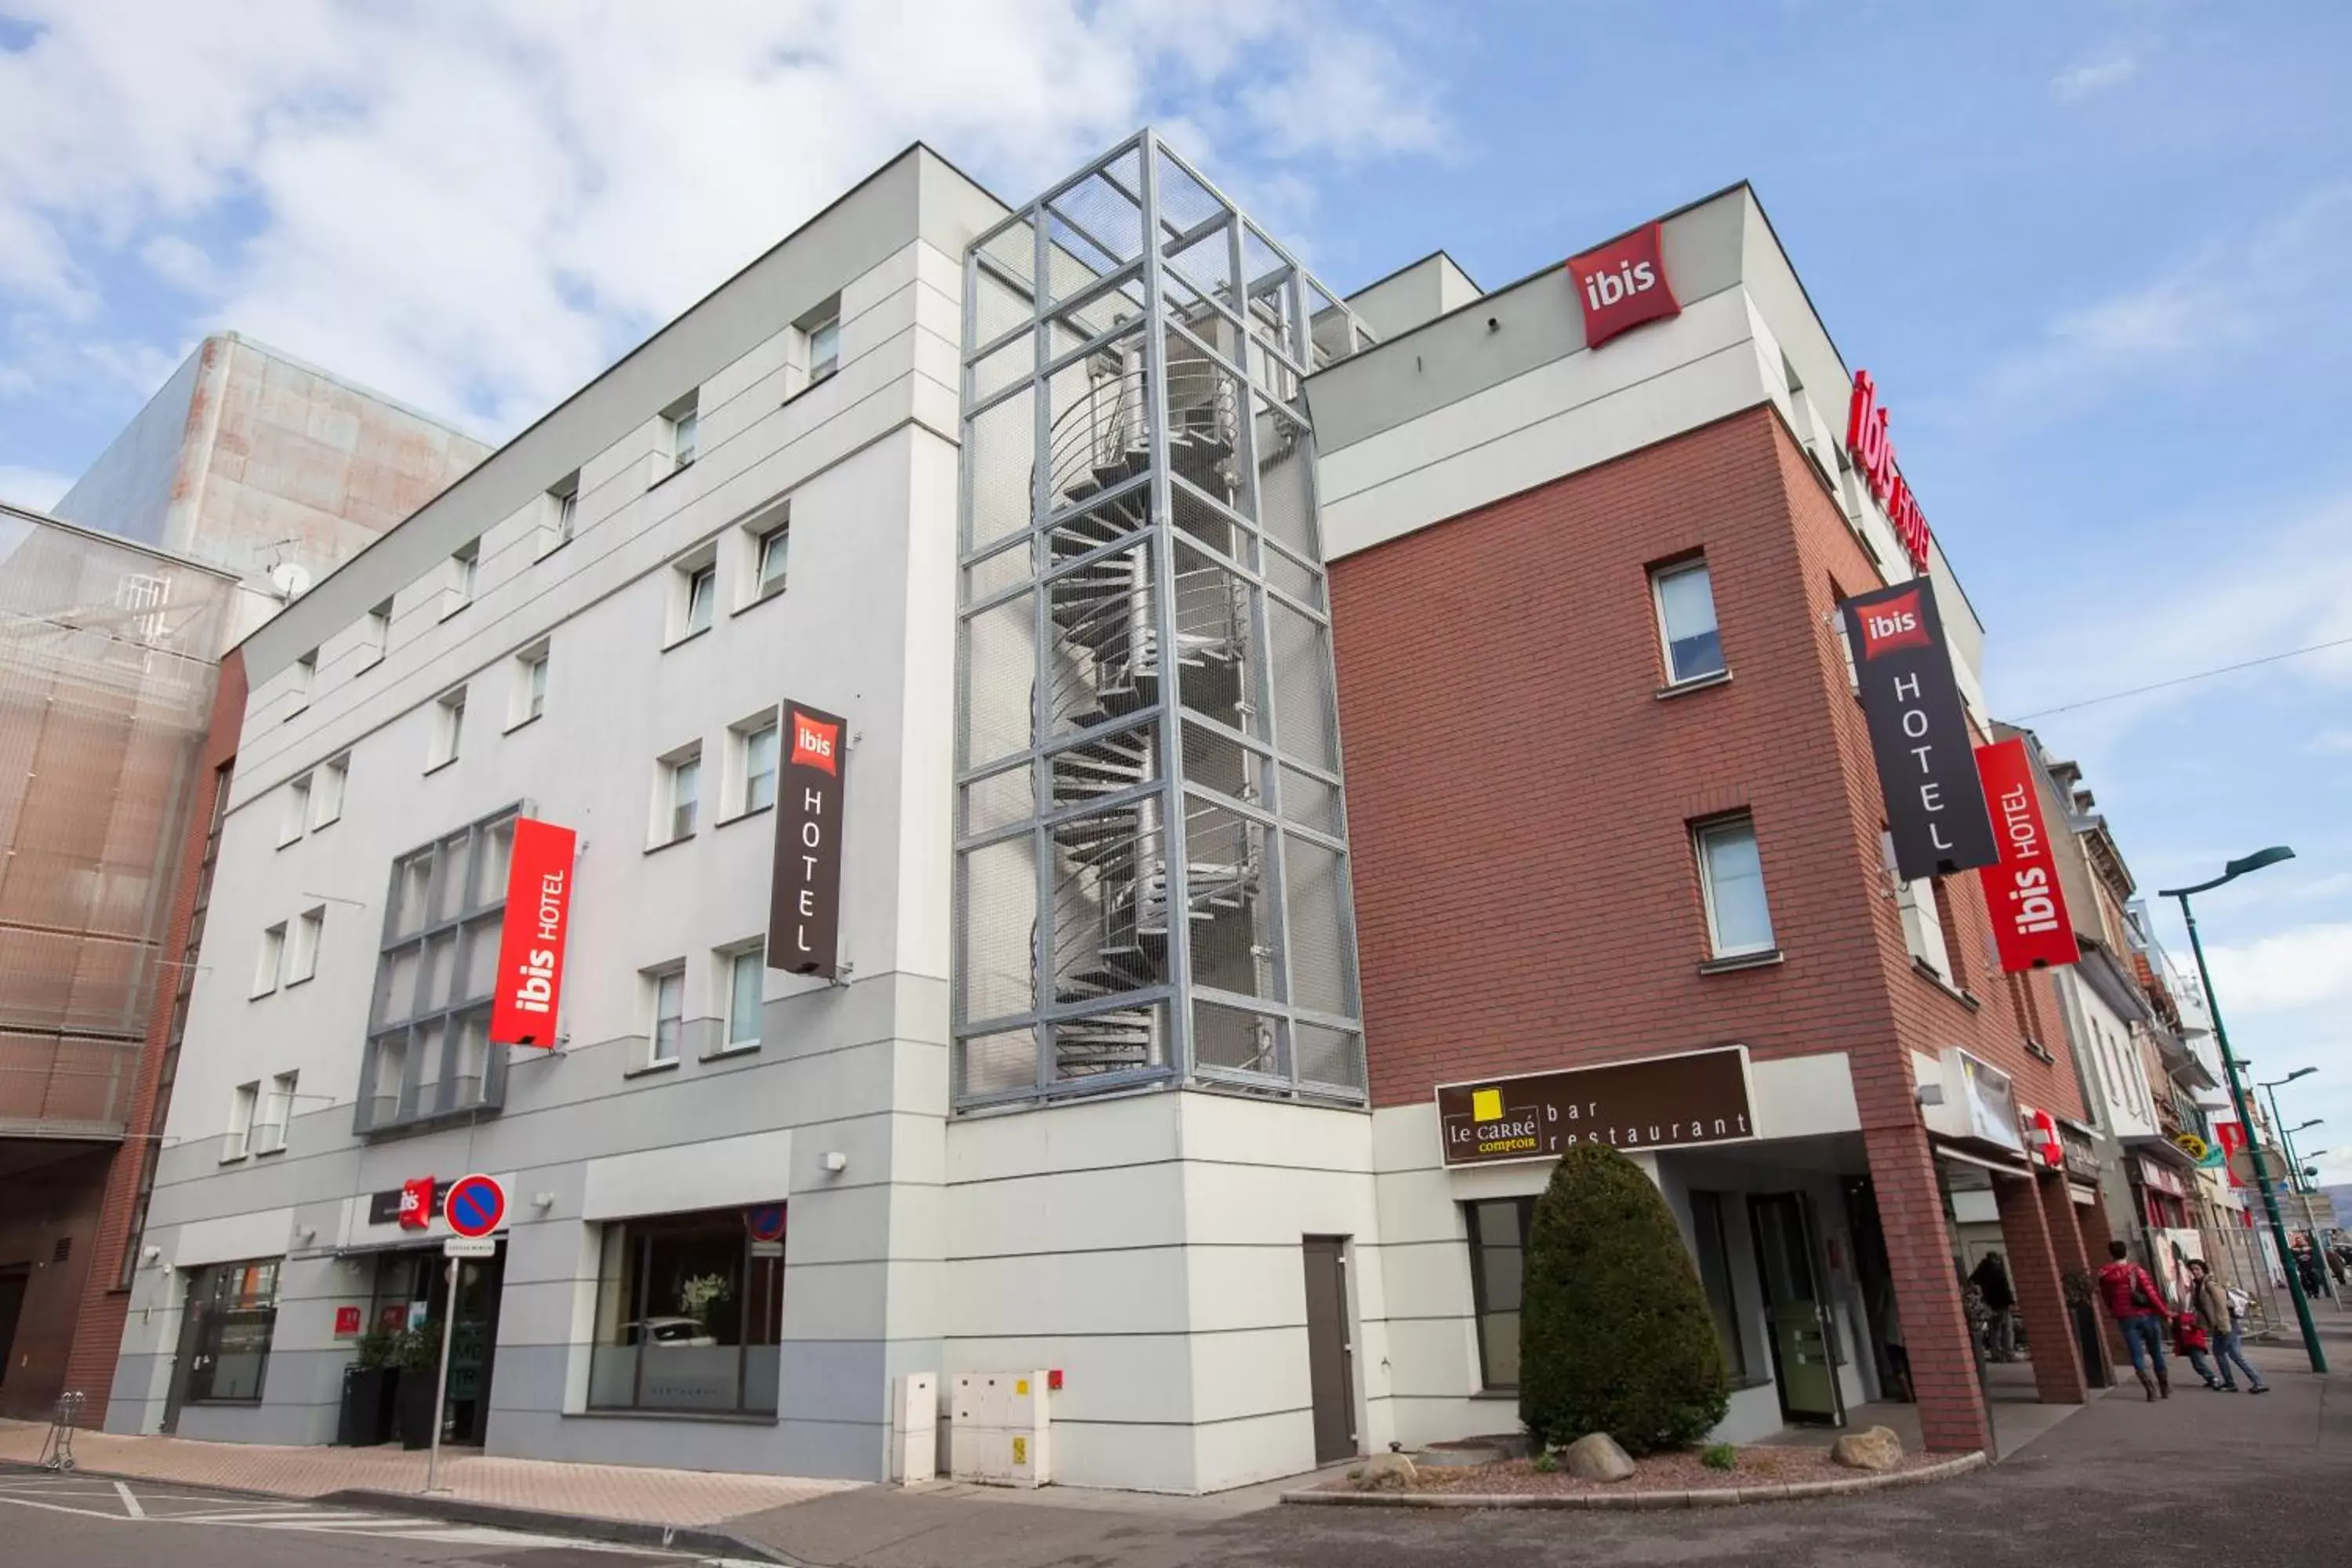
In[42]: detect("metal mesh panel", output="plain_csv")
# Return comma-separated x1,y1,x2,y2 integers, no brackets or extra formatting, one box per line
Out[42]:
1294,1022,1366,1094
966,390,1037,553
971,263,1036,354
959,1025,1038,1099
964,537,1033,604
1267,598,1337,769
1049,719,1156,815
970,333,1034,407
1180,720,1263,808
1194,998,1283,1076
960,589,1035,768
1050,812,1167,1005
1283,833,1356,1018
1261,541,1319,608
1171,543,1257,737
977,216,1038,292
961,766,1034,837
1255,400,1316,561
1052,1000,1165,1082
1170,476,1251,566
957,835,1036,1025
1046,535,1153,738
1279,767,1341,836
1185,799,1275,1000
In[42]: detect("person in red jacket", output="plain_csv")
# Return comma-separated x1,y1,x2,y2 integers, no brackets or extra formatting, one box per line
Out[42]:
2098,1240,2172,1400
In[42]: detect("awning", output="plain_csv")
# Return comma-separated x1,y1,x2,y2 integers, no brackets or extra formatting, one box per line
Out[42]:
2070,1181,2100,1207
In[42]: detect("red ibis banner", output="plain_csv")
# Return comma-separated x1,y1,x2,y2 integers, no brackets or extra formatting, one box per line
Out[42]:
1973,738,2079,973
490,818,576,1047
1566,221,1680,350
2215,1118,2249,1189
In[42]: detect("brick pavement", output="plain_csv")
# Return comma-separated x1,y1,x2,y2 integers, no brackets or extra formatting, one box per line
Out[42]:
0,1418,855,1526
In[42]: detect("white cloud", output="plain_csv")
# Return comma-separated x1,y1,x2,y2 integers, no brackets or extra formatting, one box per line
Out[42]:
0,463,75,510
2052,53,2140,101
2308,728,2352,756
2205,921,2352,1014
0,0,1448,437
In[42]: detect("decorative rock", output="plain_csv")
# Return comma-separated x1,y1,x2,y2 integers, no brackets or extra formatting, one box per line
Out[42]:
1829,1425,1904,1473
1563,1432,1636,1483
1352,1452,1417,1490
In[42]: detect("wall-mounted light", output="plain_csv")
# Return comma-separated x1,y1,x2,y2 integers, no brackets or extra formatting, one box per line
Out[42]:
822,1151,848,1174
532,1192,555,1210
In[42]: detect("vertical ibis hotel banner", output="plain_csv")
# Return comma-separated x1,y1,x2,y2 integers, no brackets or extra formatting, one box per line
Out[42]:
1838,581,1998,880
490,817,577,1047
769,702,848,978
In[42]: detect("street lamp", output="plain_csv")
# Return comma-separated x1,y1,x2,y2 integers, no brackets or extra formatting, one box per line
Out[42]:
2160,846,2327,1373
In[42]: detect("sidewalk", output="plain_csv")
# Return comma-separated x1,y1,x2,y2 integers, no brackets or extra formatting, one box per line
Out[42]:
0,1419,854,1534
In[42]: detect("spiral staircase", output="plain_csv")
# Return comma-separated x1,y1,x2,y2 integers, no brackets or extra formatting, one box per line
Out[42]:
1037,338,1269,1076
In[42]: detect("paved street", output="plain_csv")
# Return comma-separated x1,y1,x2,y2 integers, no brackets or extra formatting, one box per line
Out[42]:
0,1472,770,1568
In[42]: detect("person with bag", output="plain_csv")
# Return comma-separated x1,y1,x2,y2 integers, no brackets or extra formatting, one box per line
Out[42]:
2187,1258,2268,1394
2097,1240,2172,1400
1970,1251,2020,1362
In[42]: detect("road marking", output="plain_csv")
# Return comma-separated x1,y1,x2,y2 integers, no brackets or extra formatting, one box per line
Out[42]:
114,1481,144,1519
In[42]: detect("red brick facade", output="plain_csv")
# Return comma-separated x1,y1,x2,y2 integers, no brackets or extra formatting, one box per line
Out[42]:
1328,405,2089,1454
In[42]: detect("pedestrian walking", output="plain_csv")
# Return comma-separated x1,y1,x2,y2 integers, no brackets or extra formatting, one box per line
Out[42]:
1970,1251,2019,1362
2187,1258,2268,1394
2097,1240,2172,1400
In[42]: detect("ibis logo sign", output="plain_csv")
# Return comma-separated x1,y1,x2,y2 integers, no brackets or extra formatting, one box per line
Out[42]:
1566,222,1681,350
789,710,840,775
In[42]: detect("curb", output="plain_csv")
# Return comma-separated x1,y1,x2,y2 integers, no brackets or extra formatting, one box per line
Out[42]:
0,1458,292,1504
1280,1450,1989,1509
321,1489,793,1562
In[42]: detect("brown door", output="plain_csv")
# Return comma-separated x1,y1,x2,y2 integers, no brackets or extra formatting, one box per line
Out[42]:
161,1272,204,1434
1301,1236,1356,1464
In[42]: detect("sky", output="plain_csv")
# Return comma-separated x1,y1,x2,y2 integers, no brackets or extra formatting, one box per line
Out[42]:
2,2,2347,1178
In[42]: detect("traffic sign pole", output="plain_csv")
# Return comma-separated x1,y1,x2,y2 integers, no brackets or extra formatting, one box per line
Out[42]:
425,1255,459,1494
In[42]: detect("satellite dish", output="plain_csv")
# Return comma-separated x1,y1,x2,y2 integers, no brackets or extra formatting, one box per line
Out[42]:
267,561,312,600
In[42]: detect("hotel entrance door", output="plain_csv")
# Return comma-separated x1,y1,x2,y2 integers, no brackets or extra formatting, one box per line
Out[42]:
1751,1192,1845,1426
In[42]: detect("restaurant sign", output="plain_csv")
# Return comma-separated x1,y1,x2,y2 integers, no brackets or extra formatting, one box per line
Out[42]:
1436,1046,1755,1169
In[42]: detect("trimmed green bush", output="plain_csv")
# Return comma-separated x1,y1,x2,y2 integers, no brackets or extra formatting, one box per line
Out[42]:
1519,1144,1730,1454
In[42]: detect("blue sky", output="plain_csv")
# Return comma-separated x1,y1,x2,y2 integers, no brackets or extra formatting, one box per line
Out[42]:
3,2,2347,1174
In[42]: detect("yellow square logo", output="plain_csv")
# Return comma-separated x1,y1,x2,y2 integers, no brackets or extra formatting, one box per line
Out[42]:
1014,1378,1029,1395
1012,1436,1028,1465
1471,1088,1502,1123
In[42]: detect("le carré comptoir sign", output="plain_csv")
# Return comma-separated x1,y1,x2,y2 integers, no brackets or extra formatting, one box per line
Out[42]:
1436,1046,1757,1169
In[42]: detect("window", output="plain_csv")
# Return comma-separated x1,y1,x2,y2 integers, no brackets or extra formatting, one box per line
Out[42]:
1688,1191,1750,1381
588,1208,784,1414
430,687,466,769
665,392,699,470
287,906,324,985
754,519,789,601
667,549,717,646
279,776,311,847
183,1260,280,1403
224,1081,258,1160
1934,876,1971,989
252,923,286,997
289,650,317,715
360,808,516,1134
311,756,347,829
1652,558,1726,685
252,1072,296,1156
511,644,550,728
363,600,392,670
723,947,764,1050
543,471,581,556
1886,833,1954,981
804,296,841,384
737,715,779,815
445,542,479,618
647,966,685,1064
1465,1197,1534,1390
655,745,702,844
1695,815,1775,958
685,564,715,636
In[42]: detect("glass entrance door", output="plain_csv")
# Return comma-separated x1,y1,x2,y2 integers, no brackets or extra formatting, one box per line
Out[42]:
1750,1192,1844,1426
437,1248,503,1446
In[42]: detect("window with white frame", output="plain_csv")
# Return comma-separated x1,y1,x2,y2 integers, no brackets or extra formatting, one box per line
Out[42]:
1693,814,1775,959
363,599,392,670
732,712,779,816
667,548,717,645
1651,557,1726,685
445,543,479,618
312,756,347,829
646,965,685,1064
252,923,286,997
279,776,311,847
803,296,841,384
225,1081,259,1160
252,1072,296,1156
721,946,764,1051
542,470,580,556
289,650,317,715
753,515,789,601
664,392,699,471
1885,832,1954,981
511,643,550,728
654,744,702,845
362,808,516,1134
287,906,324,985
429,687,466,769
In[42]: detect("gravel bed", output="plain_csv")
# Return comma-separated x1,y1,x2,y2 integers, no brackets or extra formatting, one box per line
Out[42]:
1319,1445,1948,1497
